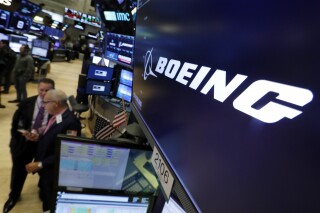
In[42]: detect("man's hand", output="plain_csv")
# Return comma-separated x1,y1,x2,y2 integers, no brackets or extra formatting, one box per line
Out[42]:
25,162,41,173
23,131,39,142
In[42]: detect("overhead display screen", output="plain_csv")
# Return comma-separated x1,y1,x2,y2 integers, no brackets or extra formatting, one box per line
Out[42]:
8,12,32,32
133,1,319,213
17,0,41,17
0,9,10,28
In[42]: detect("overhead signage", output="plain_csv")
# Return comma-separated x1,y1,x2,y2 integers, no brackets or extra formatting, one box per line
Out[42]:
104,11,131,21
142,48,314,124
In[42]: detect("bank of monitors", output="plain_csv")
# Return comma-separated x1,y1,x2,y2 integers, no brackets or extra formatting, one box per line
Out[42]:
0,9,10,29
116,69,133,102
31,39,49,58
104,32,135,68
9,34,28,52
85,63,114,96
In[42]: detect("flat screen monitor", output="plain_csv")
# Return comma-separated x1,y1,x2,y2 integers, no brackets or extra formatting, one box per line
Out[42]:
29,22,45,35
132,1,319,212
53,191,155,213
74,20,85,31
116,83,132,103
104,32,134,68
31,39,49,58
44,26,64,38
9,34,28,52
87,32,98,40
17,0,41,17
86,80,112,96
54,135,159,193
8,12,32,32
92,55,110,66
87,64,114,81
0,32,8,40
0,9,10,29
119,69,133,87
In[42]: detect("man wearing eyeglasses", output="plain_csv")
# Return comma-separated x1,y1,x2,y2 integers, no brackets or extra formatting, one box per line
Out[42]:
3,78,55,213
25,89,82,212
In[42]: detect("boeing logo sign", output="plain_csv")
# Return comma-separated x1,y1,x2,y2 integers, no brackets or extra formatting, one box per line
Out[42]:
143,49,314,123
104,11,131,22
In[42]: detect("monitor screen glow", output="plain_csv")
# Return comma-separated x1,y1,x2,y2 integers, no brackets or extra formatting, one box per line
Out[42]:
86,80,112,96
55,135,159,193
119,69,133,87
0,9,10,29
116,83,132,102
9,34,28,52
87,64,114,81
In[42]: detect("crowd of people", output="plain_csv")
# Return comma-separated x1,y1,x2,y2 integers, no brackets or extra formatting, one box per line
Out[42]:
1,39,83,212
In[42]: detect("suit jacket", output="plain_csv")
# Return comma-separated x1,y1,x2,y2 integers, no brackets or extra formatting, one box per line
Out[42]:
36,109,81,181
10,96,38,157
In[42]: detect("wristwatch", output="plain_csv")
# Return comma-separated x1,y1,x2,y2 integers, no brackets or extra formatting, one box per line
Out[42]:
38,162,43,168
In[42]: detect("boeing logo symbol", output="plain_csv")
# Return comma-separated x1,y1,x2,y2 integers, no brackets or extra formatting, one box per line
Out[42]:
142,50,314,123
144,48,158,80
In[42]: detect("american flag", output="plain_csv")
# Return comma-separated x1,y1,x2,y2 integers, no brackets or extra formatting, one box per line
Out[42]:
94,99,127,140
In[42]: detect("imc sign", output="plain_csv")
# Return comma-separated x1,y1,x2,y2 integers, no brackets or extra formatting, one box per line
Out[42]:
0,0,20,12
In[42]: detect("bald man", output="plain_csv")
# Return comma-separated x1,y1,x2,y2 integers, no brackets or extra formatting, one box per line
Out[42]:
25,89,81,212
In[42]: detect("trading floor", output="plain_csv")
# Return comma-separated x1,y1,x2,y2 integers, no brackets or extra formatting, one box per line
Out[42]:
0,59,91,213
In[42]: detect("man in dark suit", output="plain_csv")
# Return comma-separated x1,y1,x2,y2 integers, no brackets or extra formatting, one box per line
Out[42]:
3,78,55,213
25,89,82,212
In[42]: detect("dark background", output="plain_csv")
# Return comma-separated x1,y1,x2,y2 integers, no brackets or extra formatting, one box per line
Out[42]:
133,0,320,212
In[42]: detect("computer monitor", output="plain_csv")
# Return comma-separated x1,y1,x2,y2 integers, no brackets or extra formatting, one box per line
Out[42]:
119,69,133,87
116,83,132,103
8,12,32,32
92,55,110,66
86,80,112,96
0,9,10,29
53,191,155,213
132,0,319,212
0,32,8,41
74,20,85,31
8,34,28,52
104,32,135,68
44,26,64,38
87,64,114,81
17,0,41,17
31,39,49,58
29,22,45,35
54,135,159,193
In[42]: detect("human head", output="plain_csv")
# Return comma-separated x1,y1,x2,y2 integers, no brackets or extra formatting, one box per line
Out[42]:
43,89,68,115
38,78,55,99
0,40,9,48
20,44,30,56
